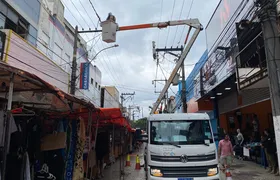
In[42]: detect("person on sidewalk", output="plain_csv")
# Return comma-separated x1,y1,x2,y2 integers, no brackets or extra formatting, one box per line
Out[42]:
95,132,109,179
263,129,277,175
234,129,244,160
236,129,244,146
218,134,234,169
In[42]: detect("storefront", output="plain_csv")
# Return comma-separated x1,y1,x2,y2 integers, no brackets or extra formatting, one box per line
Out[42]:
0,62,132,179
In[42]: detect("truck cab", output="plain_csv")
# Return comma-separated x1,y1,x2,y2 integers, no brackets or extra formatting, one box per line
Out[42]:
144,113,220,180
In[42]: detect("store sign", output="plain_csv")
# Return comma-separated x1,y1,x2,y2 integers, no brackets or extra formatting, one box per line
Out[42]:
193,73,201,101
80,62,90,90
202,48,236,94
206,0,243,50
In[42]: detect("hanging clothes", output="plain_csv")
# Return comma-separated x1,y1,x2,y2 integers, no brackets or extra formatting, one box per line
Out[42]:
23,152,31,180
73,119,86,180
64,120,77,180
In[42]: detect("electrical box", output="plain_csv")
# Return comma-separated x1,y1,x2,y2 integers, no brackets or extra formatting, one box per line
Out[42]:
101,21,117,43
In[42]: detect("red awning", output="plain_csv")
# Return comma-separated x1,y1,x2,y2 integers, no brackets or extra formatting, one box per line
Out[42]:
49,107,131,130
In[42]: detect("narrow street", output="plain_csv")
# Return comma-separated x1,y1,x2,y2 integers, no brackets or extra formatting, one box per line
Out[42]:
103,149,145,180
103,155,280,180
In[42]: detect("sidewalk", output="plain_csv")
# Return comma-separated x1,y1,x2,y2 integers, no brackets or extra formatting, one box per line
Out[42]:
102,151,145,180
221,159,280,180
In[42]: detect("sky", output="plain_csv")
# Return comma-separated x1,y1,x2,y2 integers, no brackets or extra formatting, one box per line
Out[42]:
62,0,220,118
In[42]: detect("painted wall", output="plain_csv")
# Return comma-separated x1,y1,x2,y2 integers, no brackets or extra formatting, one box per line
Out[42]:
2,29,69,91
76,65,102,107
37,0,102,106
102,87,120,108
219,100,272,137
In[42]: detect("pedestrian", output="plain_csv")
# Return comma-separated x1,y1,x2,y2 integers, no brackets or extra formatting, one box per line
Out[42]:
236,129,244,146
252,114,260,141
218,134,234,169
95,131,109,179
263,129,277,175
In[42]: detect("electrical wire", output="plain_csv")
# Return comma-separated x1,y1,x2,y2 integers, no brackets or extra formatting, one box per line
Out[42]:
156,1,257,111
172,0,186,46
88,0,102,23
178,0,194,45
0,15,99,73
70,0,91,28
78,0,98,28
165,0,177,47
157,0,164,46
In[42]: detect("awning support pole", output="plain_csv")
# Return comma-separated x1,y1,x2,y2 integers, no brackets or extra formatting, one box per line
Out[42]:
86,109,92,178
2,73,14,180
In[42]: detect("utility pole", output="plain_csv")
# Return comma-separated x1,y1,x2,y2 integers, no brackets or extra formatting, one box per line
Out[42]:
70,26,78,95
120,92,135,113
151,20,202,114
152,43,187,113
257,0,280,169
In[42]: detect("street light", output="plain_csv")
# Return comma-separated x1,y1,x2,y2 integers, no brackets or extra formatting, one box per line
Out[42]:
74,44,119,84
89,44,119,63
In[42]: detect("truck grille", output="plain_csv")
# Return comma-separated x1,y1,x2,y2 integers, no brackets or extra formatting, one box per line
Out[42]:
151,153,216,162
151,165,217,178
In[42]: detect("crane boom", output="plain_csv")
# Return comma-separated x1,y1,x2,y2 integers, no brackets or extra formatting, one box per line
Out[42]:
151,20,203,114
118,19,201,31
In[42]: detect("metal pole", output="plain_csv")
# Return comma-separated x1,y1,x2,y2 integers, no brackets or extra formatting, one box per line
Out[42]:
86,109,92,178
2,73,14,180
70,26,78,95
181,58,187,113
151,27,202,113
257,0,280,171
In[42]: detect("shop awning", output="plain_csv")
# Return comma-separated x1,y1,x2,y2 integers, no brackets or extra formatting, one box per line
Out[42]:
49,107,132,130
0,62,96,112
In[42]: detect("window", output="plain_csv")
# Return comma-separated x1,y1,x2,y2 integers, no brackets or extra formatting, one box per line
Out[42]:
0,13,5,29
98,85,101,91
95,82,98,88
91,78,94,85
150,120,213,145
53,43,62,65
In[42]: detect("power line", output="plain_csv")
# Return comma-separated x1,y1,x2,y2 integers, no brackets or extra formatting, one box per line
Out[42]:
88,0,102,23
172,0,186,46
70,0,91,28
165,0,177,47
78,0,98,28
157,0,164,46
179,0,194,45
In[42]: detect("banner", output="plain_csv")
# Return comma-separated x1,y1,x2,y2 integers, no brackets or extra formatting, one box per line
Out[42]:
80,62,90,90
202,48,236,94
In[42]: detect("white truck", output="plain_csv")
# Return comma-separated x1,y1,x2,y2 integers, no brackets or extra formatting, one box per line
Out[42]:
143,113,220,180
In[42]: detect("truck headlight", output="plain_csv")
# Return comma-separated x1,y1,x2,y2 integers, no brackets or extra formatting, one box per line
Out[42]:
207,167,218,176
150,168,163,177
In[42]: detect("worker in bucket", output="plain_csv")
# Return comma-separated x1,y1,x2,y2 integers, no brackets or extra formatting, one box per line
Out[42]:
218,134,234,170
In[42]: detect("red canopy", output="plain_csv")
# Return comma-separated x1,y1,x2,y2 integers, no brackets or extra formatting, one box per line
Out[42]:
48,107,131,130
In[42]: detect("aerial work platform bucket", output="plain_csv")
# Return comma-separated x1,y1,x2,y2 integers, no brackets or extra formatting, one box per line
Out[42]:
101,20,118,43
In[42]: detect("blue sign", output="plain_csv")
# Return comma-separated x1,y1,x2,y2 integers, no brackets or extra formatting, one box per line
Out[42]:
80,63,90,89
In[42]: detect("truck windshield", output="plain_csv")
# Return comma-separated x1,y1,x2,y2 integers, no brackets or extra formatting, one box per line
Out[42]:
150,120,213,145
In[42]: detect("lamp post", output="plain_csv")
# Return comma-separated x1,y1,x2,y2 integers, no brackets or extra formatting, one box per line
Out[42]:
70,26,118,95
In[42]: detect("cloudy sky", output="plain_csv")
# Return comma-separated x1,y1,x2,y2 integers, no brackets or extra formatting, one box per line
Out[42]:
62,0,220,118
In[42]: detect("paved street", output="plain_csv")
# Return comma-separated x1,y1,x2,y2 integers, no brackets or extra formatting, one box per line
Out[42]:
103,152,145,180
221,159,280,180
103,155,280,180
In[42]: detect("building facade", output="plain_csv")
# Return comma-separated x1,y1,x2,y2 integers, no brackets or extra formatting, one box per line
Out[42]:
0,0,40,46
37,0,102,105
101,86,120,108
181,0,280,165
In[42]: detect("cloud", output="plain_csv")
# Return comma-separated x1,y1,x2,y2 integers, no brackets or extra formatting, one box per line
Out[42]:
63,0,220,117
